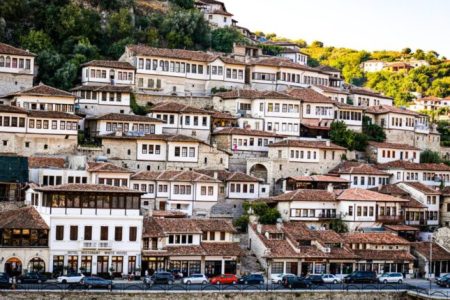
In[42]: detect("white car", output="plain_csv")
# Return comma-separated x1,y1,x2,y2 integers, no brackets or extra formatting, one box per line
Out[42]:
378,272,403,284
182,274,208,285
57,273,84,283
270,273,296,284
321,274,342,284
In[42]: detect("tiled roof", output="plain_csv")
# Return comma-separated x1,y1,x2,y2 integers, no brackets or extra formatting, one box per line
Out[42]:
201,243,242,256
268,189,336,202
411,242,450,261
376,160,450,172
0,42,36,57
35,184,142,193
81,60,135,70
28,111,81,120
371,184,409,197
214,89,300,100
86,113,162,123
211,111,238,119
71,85,133,93
196,170,262,182
250,57,322,73
316,65,341,73
384,225,419,232
28,157,65,169
153,218,203,234
334,102,365,110
287,88,336,103
14,84,74,98
441,186,450,196
402,197,428,209
353,250,415,261
127,45,245,65
349,87,393,100
102,133,204,144
194,219,237,233
335,188,409,202
0,207,48,229
131,170,221,183
314,85,350,95
365,105,418,116
288,175,350,183
166,245,206,256
368,141,420,151
151,210,187,218
329,161,390,176
149,102,211,115
300,118,334,130
269,139,346,150
0,105,27,114
142,217,165,238
87,162,133,173
342,232,410,245
211,9,233,16
213,127,285,138
401,182,441,195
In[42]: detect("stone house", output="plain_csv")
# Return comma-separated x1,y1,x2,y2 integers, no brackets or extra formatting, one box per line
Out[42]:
367,141,421,164
328,161,391,189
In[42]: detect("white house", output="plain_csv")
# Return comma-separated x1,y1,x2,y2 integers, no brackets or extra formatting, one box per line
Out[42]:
361,60,386,73
349,87,393,107
80,60,135,86
367,141,421,164
328,161,391,189
196,0,234,28
28,156,89,186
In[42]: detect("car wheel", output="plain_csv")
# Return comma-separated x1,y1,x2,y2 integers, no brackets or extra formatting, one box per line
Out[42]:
107,284,112,290
62,279,67,284
278,280,281,284
398,279,402,284
17,279,22,284
88,284,93,289
244,281,248,285
202,280,207,285
216,281,221,285
186,281,191,285
232,281,236,285
383,279,388,284
333,280,338,284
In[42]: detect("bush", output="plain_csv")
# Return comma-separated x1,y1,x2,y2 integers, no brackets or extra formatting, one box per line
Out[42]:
233,215,249,232
420,149,442,163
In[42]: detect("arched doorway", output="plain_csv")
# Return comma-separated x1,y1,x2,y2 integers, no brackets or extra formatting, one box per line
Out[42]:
5,257,22,277
249,164,268,183
28,257,45,273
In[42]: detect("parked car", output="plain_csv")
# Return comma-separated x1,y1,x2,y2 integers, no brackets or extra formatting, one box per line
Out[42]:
321,274,342,284
378,272,403,284
280,274,298,286
210,274,238,285
344,271,377,284
57,273,84,284
283,276,312,289
144,272,174,285
16,272,48,284
169,269,184,279
238,274,264,285
182,274,208,285
270,273,296,284
437,277,450,288
79,276,113,289
306,275,324,285
0,273,11,289
436,274,450,285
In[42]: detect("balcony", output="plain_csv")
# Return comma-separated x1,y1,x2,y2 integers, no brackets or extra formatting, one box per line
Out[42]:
376,215,404,224
80,241,112,250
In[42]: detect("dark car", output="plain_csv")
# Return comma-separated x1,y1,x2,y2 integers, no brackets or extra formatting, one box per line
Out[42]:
306,275,324,285
17,272,48,284
283,276,312,289
168,269,184,279
79,276,113,289
238,274,265,285
344,271,377,284
144,272,174,285
281,274,297,286
0,273,11,289
437,277,450,288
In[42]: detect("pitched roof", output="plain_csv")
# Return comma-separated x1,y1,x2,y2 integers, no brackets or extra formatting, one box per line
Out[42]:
349,87,393,100
142,217,165,238
152,218,202,234
131,170,221,183
86,113,162,123
151,210,187,218
0,42,36,57
0,104,28,114
87,162,133,173
28,111,81,120
287,88,336,103
214,89,300,100
402,197,428,209
201,243,242,256
81,60,135,70
384,225,419,232
250,57,323,73
335,188,409,202
269,139,346,150
342,232,410,245
213,127,285,138
13,84,74,98
314,85,350,95
35,184,142,193
368,141,420,151
0,207,48,229
371,184,409,197
194,219,237,233
300,118,334,130
195,169,262,182
101,133,204,144
352,250,415,261
28,157,66,169
365,105,418,116
149,102,211,115
411,242,450,260
329,161,390,176
268,189,336,202
211,111,238,119
401,182,441,195
376,160,450,172
287,175,350,183
316,65,341,73
71,85,133,93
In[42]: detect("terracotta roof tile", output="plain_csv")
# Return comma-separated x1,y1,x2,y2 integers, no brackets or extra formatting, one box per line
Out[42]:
349,87,393,100
269,139,346,150
214,89,300,100
194,219,237,233
28,111,81,120
81,60,135,70
14,84,74,98
316,65,341,73
329,161,390,176
87,162,133,173
401,182,441,195
376,160,450,172
153,218,202,234
213,127,285,138
342,232,410,245
86,113,162,123
384,225,419,232
287,88,336,103
335,188,409,202
28,157,65,169
287,175,350,183
71,85,132,93
268,189,336,202
0,105,27,114
142,217,165,238
0,207,48,230
149,102,211,114
411,242,450,260
166,245,206,256
131,170,220,183
371,184,409,197
0,42,36,57
366,105,418,116
314,85,350,95
353,250,415,261
35,184,142,193
368,141,420,151
402,197,428,209
151,210,187,218
201,242,242,256
250,57,322,73
300,118,334,130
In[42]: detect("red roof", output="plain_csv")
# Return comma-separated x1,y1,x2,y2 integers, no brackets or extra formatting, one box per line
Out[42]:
368,141,420,151
329,161,390,176
335,188,409,202
0,42,36,57
366,105,418,116
13,84,74,98
377,160,450,172
213,127,285,138
269,139,346,151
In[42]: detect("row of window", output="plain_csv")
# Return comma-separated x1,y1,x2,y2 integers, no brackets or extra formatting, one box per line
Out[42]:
291,209,337,218
138,58,205,75
348,206,375,217
0,56,32,70
0,116,25,128
230,183,255,194
391,117,415,127
225,68,244,80
43,193,140,210
133,183,155,193
232,137,272,148
23,103,74,113
427,196,438,205
353,176,388,186
305,105,333,116
266,103,300,113
55,225,137,242
142,144,161,155
180,115,209,127
357,97,383,107
174,185,192,195
98,178,128,187
86,68,133,81
202,231,227,241
267,122,299,133
338,111,362,121
174,146,196,158
137,78,162,89
381,149,417,160
290,149,318,160
106,122,156,133
79,90,123,102
29,119,78,130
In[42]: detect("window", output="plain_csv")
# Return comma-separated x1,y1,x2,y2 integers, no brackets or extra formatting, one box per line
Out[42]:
84,226,92,240
115,227,123,241
348,206,353,216
70,226,78,241
100,226,108,241
56,225,64,241
129,227,137,241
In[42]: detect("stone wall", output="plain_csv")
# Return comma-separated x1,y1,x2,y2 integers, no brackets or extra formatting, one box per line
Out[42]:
0,133,78,156
0,73,33,97
0,291,411,300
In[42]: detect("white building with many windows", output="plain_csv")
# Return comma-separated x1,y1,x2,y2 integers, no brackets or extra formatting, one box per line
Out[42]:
81,60,135,86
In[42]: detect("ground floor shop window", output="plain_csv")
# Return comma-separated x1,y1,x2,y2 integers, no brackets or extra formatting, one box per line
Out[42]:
111,256,123,275
128,256,136,274
142,257,166,275
271,262,284,274
169,260,201,277
53,256,64,276
224,261,236,274
314,263,326,274
285,262,298,275
97,256,109,274
81,256,92,274
68,256,78,274
28,257,45,273
205,261,222,277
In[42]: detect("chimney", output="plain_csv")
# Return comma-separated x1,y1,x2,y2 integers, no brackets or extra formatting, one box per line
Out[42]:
213,171,218,179
326,140,331,147
256,223,262,234
327,183,334,193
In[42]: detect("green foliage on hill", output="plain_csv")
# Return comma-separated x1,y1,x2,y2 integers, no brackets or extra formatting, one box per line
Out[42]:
362,116,386,142
420,149,443,164
329,121,368,151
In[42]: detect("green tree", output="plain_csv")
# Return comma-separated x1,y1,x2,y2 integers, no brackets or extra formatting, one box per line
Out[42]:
311,40,323,48
420,150,442,164
329,219,348,233
211,27,243,53
169,0,195,9
20,30,53,53
362,116,386,142
258,208,281,225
